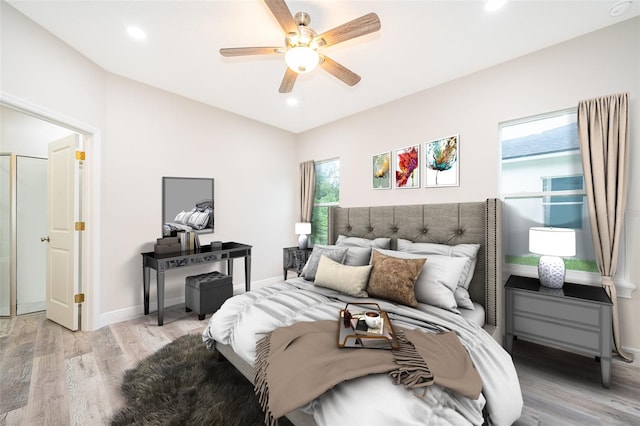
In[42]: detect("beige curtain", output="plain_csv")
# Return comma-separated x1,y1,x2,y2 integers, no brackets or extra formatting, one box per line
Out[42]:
300,161,315,222
577,92,632,362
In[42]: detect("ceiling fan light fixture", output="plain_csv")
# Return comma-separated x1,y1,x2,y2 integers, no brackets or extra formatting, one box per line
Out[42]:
285,46,319,73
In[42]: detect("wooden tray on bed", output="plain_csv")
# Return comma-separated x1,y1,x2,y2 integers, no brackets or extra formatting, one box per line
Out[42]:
337,303,399,350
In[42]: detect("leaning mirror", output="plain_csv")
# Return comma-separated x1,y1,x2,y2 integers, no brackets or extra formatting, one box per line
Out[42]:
162,177,214,235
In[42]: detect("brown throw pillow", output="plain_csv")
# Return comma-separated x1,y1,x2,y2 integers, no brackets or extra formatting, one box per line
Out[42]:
367,249,426,307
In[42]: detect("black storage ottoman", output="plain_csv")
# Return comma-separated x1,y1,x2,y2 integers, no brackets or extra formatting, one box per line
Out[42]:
185,271,233,320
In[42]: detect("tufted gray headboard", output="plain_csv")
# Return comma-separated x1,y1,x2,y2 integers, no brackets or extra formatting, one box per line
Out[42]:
328,199,503,336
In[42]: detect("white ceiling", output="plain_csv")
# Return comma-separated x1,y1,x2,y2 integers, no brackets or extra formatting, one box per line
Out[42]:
7,0,639,133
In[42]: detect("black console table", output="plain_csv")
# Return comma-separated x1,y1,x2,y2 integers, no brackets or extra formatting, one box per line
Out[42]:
141,242,252,326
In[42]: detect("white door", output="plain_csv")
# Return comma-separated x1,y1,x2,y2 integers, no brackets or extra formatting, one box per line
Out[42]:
46,134,81,330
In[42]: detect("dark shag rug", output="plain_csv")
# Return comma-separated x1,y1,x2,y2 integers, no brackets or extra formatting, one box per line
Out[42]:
110,334,290,426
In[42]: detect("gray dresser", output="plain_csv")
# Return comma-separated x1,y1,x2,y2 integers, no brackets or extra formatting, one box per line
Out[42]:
505,275,613,388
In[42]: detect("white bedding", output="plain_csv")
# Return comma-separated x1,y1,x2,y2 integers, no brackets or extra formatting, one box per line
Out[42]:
203,278,522,426
460,302,486,328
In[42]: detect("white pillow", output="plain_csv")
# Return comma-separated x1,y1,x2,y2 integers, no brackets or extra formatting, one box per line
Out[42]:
174,211,187,222
314,255,372,297
188,211,209,230
417,256,469,313
180,209,197,225
335,235,391,249
455,287,475,310
374,249,463,313
397,239,480,289
397,239,480,309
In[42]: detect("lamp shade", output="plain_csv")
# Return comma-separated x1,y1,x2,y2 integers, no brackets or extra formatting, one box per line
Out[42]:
285,47,319,73
529,227,576,257
295,222,312,235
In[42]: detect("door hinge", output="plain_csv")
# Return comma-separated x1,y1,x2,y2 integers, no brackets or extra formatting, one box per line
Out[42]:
74,293,85,303
75,151,85,161
75,221,85,231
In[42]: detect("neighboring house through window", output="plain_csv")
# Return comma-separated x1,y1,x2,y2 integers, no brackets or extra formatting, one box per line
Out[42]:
543,175,584,229
311,158,340,245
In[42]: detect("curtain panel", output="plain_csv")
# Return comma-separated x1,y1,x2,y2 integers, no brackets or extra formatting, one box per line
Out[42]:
300,161,315,223
577,92,632,362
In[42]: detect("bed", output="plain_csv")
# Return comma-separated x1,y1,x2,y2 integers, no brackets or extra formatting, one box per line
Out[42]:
203,199,522,425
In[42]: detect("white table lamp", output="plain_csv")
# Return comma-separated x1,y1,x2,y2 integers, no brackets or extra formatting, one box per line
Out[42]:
529,227,576,288
295,222,312,249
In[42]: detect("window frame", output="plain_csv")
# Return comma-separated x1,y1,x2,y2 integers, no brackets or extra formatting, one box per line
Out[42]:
310,157,340,246
541,174,585,229
499,108,604,286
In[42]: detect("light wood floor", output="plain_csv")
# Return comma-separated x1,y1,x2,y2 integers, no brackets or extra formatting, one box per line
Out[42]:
1,307,639,425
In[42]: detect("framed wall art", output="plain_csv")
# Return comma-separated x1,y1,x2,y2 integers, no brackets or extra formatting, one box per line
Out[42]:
394,145,420,189
425,135,459,188
372,151,391,190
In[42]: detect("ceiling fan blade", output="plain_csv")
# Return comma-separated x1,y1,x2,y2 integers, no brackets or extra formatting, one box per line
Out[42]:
219,47,282,57
315,12,381,47
319,56,361,86
264,0,298,35
279,68,298,93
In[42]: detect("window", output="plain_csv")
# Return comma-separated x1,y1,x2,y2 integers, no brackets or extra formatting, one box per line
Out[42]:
542,175,583,228
310,158,339,245
500,109,597,273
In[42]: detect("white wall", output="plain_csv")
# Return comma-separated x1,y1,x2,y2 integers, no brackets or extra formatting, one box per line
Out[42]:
297,17,640,352
1,3,299,328
0,2,106,130
101,74,298,319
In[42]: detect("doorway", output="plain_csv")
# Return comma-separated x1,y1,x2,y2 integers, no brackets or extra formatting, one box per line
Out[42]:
0,104,89,328
16,155,47,315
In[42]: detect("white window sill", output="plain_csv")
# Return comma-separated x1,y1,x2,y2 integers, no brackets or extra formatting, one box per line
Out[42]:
503,264,636,298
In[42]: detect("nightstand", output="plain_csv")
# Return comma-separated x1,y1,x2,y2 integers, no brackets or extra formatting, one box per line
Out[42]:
283,247,312,280
505,275,613,388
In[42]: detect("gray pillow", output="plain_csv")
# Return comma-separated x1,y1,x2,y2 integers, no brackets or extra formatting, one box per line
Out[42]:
343,246,372,266
302,245,348,281
335,235,391,249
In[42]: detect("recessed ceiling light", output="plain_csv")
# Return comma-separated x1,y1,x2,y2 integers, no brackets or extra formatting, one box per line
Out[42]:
127,26,147,40
609,0,631,17
485,0,507,12
286,98,299,106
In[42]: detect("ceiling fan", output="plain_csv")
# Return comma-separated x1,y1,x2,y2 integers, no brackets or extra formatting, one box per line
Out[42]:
219,0,381,93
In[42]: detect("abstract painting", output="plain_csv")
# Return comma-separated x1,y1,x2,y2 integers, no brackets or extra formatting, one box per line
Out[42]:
372,151,391,189
425,135,459,187
394,145,420,189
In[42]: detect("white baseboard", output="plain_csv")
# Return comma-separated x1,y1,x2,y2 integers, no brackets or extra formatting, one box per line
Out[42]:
98,276,284,328
98,295,186,328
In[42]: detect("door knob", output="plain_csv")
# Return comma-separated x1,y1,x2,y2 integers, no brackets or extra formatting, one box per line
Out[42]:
40,236,50,242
